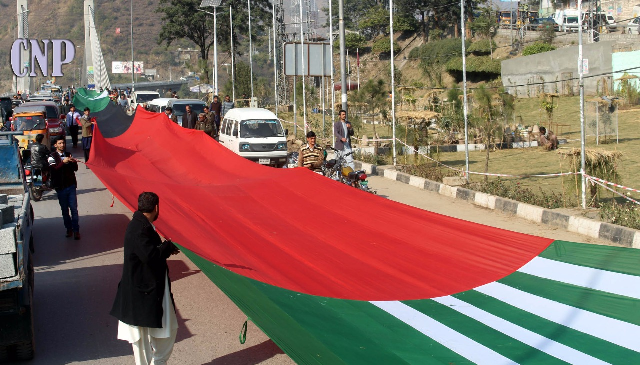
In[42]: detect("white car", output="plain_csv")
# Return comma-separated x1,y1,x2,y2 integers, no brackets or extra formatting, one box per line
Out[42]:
218,108,288,168
627,17,640,35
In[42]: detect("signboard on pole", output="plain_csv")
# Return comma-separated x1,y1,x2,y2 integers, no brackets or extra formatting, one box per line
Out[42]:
284,43,332,77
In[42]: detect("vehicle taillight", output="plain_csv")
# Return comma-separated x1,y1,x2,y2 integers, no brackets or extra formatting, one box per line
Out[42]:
24,169,31,176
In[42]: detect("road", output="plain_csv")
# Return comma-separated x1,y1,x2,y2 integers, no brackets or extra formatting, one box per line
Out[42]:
23,161,615,365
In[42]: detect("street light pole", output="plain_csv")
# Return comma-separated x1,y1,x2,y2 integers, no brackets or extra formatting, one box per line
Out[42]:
248,0,254,100
338,0,347,113
130,0,135,92
230,5,235,101
200,0,223,96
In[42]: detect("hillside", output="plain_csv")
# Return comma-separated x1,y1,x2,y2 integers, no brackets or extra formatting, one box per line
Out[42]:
0,0,195,91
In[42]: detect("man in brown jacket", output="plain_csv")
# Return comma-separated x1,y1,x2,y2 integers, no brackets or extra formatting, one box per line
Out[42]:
79,107,95,163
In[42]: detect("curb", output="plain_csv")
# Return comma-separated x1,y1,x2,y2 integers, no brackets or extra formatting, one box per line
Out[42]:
354,161,640,248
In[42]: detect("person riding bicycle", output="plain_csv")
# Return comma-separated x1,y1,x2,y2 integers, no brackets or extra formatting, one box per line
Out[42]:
298,131,324,172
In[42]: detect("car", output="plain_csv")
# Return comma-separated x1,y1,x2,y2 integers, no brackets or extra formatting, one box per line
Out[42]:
218,108,288,168
12,111,50,150
605,14,617,30
13,101,66,140
128,91,161,110
627,17,640,35
166,99,207,127
147,98,177,113
528,17,558,31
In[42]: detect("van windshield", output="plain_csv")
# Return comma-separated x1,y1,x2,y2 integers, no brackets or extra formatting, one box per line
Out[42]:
15,116,46,131
172,103,206,116
136,94,160,103
240,119,284,138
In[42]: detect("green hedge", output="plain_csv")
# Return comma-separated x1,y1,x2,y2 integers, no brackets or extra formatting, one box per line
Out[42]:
445,55,501,74
467,39,497,55
522,42,556,56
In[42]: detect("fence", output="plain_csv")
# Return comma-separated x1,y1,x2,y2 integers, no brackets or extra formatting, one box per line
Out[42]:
585,101,619,144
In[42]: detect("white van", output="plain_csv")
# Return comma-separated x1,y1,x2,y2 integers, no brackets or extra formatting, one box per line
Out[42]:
129,91,161,110
219,108,288,167
147,98,176,113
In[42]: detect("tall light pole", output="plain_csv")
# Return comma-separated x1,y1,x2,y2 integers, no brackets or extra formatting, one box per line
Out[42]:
130,0,134,92
390,0,397,166
248,0,254,100
461,0,470,181
230,5,235,101
299,0,307,133
578,0,586,208
272,0,278,117
338,0,347,113
200,0,223,96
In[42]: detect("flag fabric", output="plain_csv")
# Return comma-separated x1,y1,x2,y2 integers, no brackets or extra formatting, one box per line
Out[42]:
86,100,640,364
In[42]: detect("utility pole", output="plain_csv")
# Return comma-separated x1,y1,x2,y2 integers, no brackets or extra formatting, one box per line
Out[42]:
338,0,347,113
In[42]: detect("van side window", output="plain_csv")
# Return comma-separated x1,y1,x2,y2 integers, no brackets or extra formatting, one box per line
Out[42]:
220,119,227,135
232,121,238,137
225,120,233,135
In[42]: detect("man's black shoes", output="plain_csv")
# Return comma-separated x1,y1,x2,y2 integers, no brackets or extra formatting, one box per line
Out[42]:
74,232,81,240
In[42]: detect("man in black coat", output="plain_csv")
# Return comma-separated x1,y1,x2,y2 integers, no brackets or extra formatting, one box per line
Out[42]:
182,105,198,129
111,192,180,364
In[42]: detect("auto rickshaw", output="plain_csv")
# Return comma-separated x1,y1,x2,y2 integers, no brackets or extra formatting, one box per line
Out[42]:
11,111,49,150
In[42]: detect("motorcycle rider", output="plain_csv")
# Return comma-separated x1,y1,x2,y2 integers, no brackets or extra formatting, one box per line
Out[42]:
30,134,51,186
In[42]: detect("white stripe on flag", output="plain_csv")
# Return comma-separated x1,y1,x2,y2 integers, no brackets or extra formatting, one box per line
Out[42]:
518,257,640,299
370,301,518,365
433,296,609,365
476,282,640,352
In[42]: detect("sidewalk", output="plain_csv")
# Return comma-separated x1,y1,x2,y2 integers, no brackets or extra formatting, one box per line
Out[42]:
356,161,639,248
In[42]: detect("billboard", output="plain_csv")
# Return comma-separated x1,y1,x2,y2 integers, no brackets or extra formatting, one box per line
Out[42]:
112,61,144,74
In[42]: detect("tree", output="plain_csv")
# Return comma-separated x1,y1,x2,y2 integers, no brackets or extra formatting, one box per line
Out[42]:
323,0,378,31
395,0,481,40
333,33,366,52
358,5,390,39
472,85,501,182
156,0,273,84
359,79,387,155
372,38,400,55
469,9,498,58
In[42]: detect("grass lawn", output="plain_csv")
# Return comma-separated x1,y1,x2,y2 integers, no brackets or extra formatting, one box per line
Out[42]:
277,96,640,205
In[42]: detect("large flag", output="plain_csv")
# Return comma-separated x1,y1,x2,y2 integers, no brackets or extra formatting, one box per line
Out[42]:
87,102,640,364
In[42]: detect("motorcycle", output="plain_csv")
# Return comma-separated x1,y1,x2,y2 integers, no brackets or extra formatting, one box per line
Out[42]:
283,151,299,169
23,159,52,202
324,148,375,194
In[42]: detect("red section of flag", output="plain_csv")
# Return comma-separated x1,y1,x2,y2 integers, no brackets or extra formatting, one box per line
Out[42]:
88,106,553,301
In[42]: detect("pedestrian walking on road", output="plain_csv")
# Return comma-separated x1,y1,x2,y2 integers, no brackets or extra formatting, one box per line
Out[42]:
66,105,82,148
209,95,222,133
111,192,180,365
221,95,234,119
48,136,80,240
182,105,197,129
79,107,95,164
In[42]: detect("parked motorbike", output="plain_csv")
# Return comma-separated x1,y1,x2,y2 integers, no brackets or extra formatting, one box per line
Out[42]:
324,148,375,194
283,151,299,168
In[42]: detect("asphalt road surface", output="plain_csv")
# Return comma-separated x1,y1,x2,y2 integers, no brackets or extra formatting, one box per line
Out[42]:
23,160,615,365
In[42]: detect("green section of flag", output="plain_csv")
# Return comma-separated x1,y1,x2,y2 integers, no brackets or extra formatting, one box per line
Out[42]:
72,89,111,113
180,245,470,365
540,241,640,276
500,271,640,325
454,290,640,364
